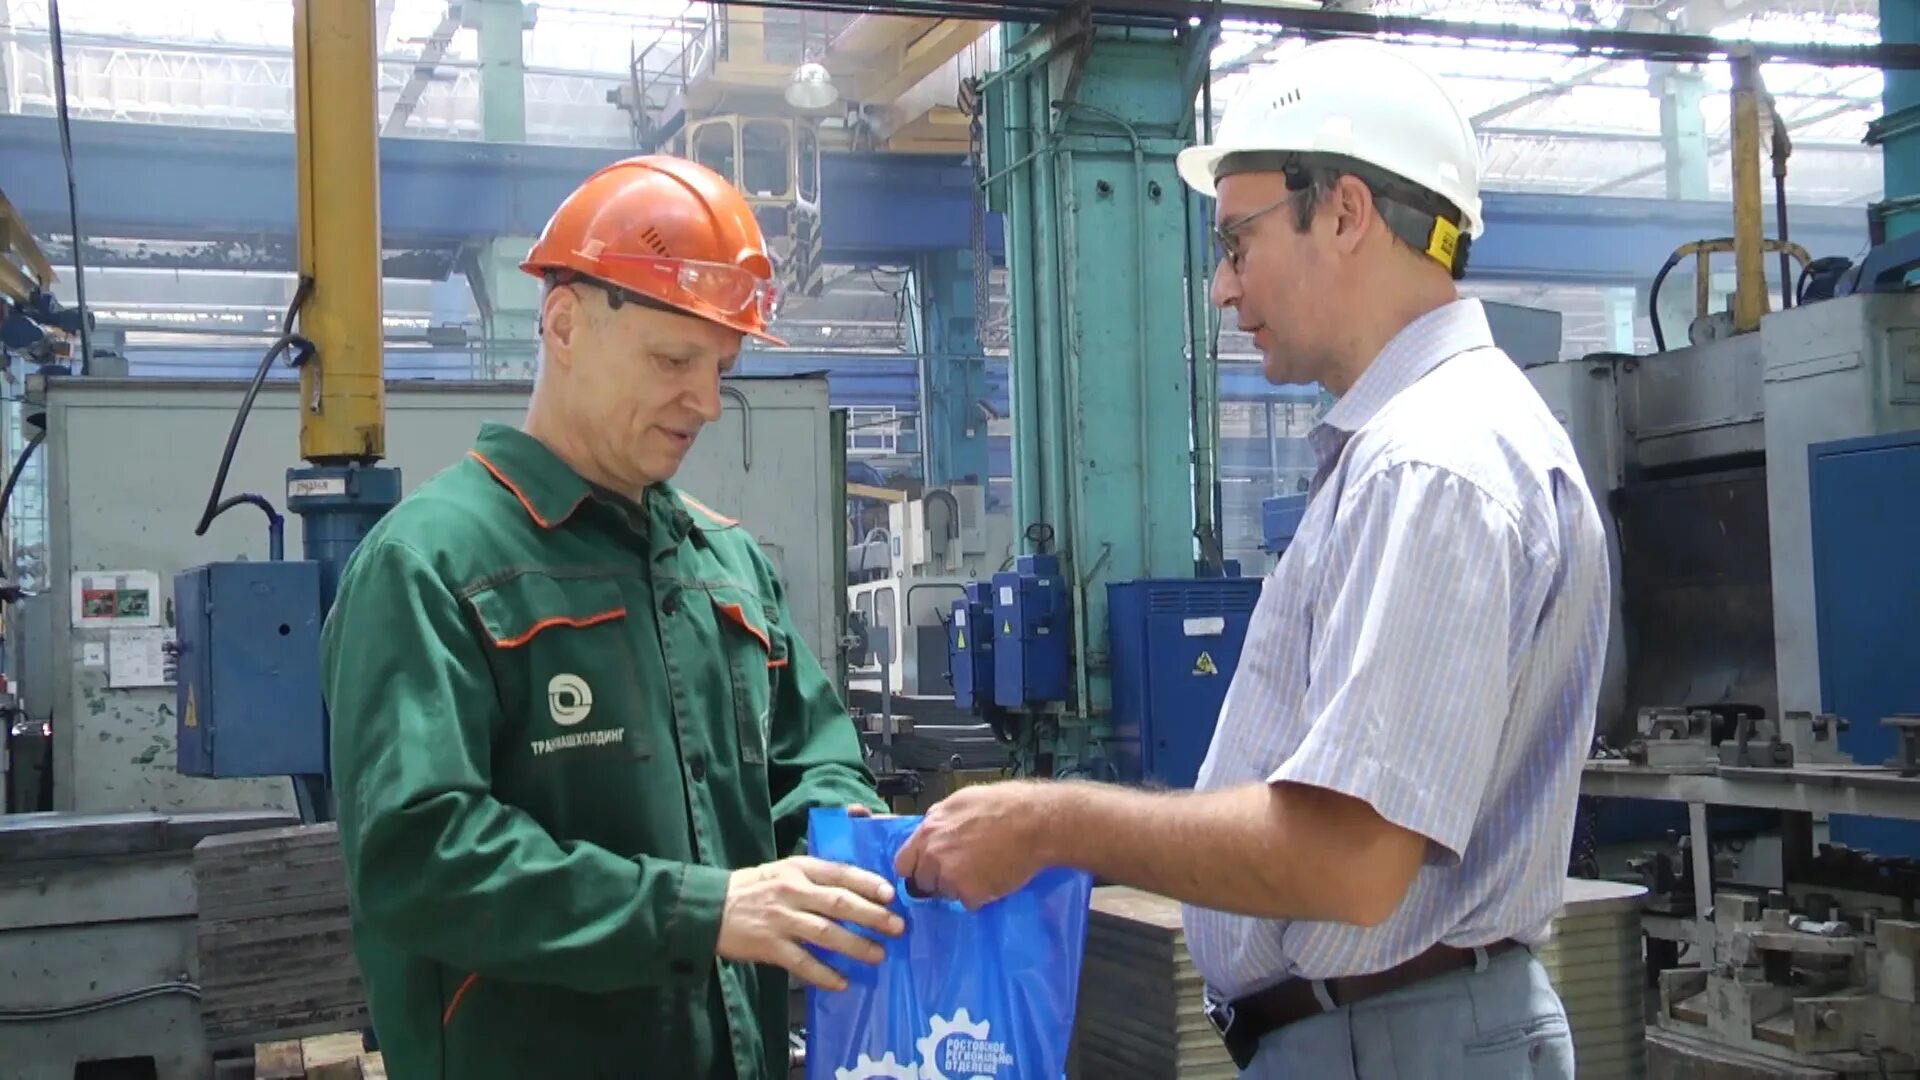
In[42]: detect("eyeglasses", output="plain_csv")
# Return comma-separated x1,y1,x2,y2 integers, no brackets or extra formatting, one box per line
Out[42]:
1212,190,1304,271
595,254,780,322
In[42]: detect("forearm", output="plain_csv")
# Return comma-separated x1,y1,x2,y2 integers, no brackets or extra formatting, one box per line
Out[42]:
1038,780,1408,925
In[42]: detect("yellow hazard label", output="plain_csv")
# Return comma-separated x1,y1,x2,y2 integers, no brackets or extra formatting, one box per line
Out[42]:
1193,652,1218,676
184,687,198,728
1002,621,1012,635
957,630,967,650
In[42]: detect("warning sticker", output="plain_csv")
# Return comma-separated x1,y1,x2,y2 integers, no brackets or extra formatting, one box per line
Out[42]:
1193,652,1218,676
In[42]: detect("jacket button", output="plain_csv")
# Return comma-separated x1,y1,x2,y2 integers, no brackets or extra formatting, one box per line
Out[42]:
689,756,707,782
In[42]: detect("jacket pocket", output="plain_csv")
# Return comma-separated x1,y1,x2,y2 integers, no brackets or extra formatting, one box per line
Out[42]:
464,570,652,761
710,589,787,766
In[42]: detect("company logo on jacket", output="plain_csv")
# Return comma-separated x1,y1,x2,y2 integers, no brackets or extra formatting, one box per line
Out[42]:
529,673,623,755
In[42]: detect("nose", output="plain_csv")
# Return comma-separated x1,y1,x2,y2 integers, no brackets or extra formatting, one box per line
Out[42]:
690,370,724,424
1210,257,1242,311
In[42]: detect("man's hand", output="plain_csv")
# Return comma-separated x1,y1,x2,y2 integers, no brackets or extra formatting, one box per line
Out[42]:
892,781,1050,910
717,856,905,992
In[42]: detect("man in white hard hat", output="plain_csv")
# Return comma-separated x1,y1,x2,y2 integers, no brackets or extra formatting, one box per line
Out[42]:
891,38,1610,1078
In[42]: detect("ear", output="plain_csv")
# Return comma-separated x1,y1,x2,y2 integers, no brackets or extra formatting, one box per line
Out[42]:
1329,174,1376,255
541,285,580,370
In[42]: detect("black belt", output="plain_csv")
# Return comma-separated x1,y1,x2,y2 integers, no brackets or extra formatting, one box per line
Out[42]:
1204,940,1523,1069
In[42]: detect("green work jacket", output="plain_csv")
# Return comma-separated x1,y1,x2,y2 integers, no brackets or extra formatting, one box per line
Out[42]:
320,421,884,1080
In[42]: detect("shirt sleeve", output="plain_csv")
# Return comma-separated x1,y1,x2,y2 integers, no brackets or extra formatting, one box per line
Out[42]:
760,562,887,857
322,538,729,993
1268,462,1532,864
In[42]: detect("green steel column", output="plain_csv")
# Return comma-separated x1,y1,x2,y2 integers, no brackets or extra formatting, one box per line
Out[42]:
473,0,527,143
911,250,991,488
1873,0,1920,238
982,22,1215,765
468,0,538,377
1653,64,1709,201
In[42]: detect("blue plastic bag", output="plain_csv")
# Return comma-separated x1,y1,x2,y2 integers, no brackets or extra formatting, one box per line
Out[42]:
804,807,1093,1080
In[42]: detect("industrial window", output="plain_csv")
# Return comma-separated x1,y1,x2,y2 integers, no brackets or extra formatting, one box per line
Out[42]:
846,407,901,455
692,121,736,184
798,123,820,203
743,120,792,199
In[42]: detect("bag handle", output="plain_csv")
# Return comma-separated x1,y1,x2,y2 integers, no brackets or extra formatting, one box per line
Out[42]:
897,876,969,913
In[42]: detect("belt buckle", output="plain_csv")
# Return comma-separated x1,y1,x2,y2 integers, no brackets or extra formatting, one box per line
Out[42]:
1203,993,1235,1037
1204,993,1257,1071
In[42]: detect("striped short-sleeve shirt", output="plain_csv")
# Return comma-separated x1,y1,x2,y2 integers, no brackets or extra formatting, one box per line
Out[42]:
1183,298,1611,1000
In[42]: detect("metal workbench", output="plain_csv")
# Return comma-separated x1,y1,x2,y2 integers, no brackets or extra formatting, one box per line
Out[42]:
1580,759,1920,939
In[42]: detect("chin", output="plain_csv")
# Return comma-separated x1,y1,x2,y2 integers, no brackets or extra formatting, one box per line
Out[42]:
1262,355,1306,387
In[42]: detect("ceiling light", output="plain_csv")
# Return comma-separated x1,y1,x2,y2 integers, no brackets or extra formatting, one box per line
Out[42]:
785,61,839,110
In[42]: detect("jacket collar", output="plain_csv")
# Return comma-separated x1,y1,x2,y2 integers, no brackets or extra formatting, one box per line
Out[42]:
467,422,706,547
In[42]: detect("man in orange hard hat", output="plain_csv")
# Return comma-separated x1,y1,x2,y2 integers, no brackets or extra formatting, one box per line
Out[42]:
321,155,900,1079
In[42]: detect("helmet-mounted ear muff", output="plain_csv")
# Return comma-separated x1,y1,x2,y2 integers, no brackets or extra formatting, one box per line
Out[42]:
1214,151,1473,281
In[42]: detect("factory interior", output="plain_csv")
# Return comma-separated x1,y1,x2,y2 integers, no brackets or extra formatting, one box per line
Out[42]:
2,0,1920,1077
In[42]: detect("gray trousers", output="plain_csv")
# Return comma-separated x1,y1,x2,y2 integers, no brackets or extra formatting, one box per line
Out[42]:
1241,946,1577,1079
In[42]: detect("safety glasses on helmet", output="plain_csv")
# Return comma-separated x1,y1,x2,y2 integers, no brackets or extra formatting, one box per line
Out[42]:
596,253,780,322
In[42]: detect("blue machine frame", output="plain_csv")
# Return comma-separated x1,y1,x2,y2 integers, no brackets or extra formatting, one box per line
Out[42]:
1107,576,1264,788
1808,428,1920,858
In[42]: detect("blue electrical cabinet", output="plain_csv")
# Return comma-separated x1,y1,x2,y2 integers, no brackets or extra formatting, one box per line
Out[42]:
174,560,327,778
1107,576,1264,788
948,582,996,711
1261,494,1310,556
1809,430,1920,858
992,554,1070,708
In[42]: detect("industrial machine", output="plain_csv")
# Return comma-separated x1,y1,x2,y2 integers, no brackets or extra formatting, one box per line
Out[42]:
158,2,400,824
1530,47,1920,1079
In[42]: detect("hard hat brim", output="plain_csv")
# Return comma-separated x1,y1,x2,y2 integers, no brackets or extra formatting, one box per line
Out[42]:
1176,145,1228,198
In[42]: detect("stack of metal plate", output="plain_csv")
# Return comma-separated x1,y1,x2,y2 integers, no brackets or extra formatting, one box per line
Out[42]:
194,822,369,1052
1069,886,1237,1079
1538,877,1649,1080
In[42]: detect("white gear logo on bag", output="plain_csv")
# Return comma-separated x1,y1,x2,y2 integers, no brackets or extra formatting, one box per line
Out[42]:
916,1009,1014,1080
835,1052,918,1080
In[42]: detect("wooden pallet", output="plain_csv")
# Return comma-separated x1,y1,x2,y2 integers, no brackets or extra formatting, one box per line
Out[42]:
253,1033,385,1079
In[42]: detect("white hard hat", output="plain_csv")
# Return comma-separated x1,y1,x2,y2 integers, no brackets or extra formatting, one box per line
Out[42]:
1177,39,1485,239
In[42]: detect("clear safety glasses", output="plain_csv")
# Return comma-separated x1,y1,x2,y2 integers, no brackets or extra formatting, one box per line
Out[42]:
596,254,779,322
1212,190,1305,272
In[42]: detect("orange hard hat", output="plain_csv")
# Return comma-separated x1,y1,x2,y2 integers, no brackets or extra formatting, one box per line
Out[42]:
521,154,785,345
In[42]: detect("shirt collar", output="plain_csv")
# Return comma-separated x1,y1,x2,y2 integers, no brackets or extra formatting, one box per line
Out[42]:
467,422,697,545
1308,298,1495,473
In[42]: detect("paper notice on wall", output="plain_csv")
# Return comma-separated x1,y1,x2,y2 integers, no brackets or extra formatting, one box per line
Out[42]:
109,627,175,688
82,642,107,668
72,570,162,628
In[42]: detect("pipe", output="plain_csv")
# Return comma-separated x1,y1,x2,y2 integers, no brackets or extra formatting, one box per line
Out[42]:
293,0,386,465
1768,86,1796,309
1030,75,1070,556
1730,47,1767,334
1030,84,1081,718
1001,52,1043,546
721,383,753,469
